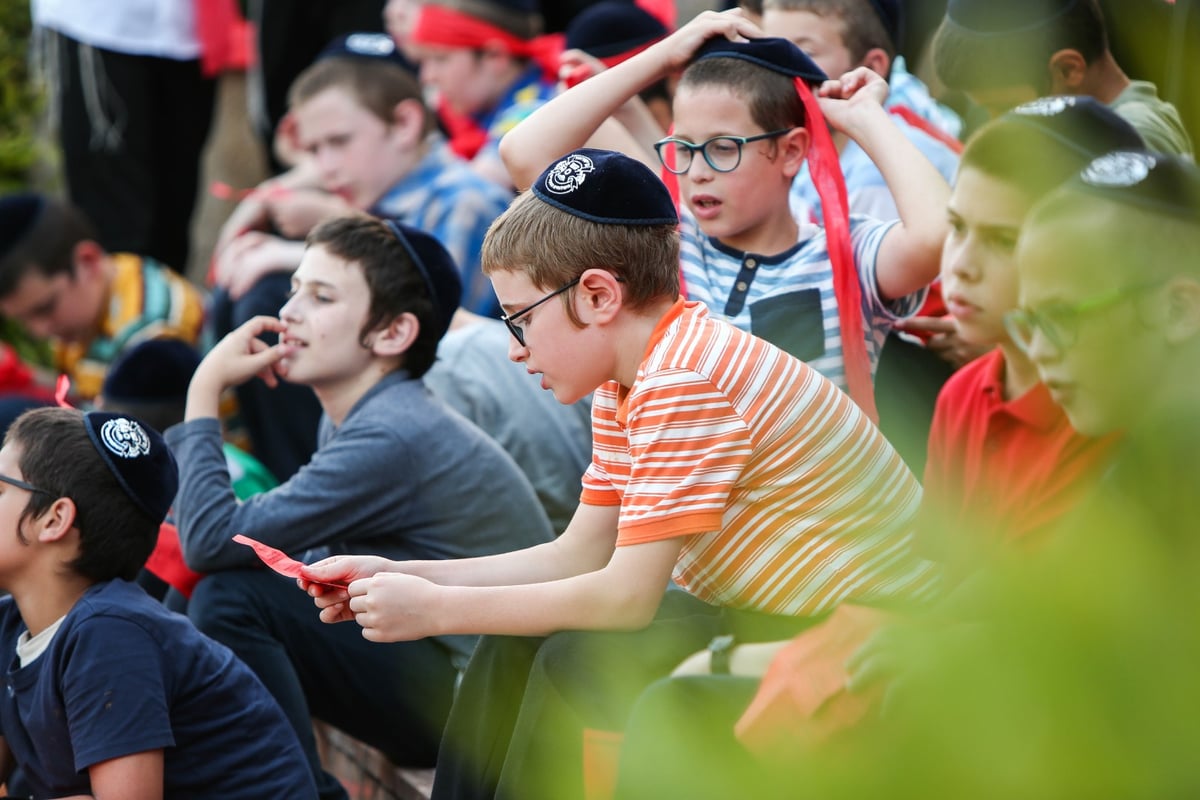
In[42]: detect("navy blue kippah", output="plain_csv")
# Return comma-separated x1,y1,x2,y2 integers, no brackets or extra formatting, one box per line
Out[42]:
945,0,1079,34
1068,151,1200,222
532,148,678,226
102,339,201,404
0,193,45,263
1004,96,1144,160
565,2,667,59
382,220,462,340
83,411,179,523
318,32,417,73
692,36,828,84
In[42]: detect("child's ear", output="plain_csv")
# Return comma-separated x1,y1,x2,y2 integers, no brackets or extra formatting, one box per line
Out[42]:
390,98,427,146
369,311,420,357
1161,277,1200,345
576,269,624,325
860,48,891,80
1046,49,1088,94
71,240,106,281
780,126,810,178
35,497,79,544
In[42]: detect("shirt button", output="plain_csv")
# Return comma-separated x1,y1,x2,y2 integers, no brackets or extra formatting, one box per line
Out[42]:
745,258,757,269
736,281,748,292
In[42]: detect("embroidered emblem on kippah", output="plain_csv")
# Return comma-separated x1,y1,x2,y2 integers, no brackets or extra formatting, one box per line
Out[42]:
544,154,595,194
1013,96,1076,117
345,33,396,57
1081,151,1156,188
99,418,152,459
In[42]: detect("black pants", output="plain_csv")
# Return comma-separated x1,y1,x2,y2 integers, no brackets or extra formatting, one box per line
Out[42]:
51,31,216,271
432,589,816,800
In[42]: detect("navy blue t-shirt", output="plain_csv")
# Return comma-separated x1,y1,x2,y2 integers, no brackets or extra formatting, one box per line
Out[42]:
0,580,317,798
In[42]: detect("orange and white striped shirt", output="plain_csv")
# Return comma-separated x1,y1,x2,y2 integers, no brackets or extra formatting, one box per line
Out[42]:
581,300,930,616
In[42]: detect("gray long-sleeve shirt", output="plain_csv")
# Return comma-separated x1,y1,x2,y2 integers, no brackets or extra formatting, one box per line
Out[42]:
166,370,554,574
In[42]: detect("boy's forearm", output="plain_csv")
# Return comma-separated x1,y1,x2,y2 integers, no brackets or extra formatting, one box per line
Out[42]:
500,49,669,190
431,569,660,637
851,104,951,297
398,535,609,587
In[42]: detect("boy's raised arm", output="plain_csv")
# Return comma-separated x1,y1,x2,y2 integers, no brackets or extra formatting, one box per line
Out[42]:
819,68,952,301
500,9,762,190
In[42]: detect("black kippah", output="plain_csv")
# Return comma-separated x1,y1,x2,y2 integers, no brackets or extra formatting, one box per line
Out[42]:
83,412,179,523
945,0,1079,35
1004,95,1144,160
1069,150,1200,222
382,220,463,340
564,2,667,59
101,339,201,404
532,148,678,226
0,193,45,264
317,32,417,73
692,36,827,84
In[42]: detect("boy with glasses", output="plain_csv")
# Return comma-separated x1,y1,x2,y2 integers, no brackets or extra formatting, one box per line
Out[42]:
500,9,951,420
303,148,934,800
1013,150,1200,445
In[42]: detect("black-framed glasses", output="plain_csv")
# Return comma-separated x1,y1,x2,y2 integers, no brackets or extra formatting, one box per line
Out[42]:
0,473,52,496
501,277,581,348
1004,280,1162,354
654,128,794,175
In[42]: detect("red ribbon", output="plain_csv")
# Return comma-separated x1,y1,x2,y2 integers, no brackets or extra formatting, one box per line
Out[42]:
411,5,564,81
793,77,878,423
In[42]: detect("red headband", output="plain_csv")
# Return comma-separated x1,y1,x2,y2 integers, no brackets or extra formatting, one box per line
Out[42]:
411,5,563,79
791,77,877,422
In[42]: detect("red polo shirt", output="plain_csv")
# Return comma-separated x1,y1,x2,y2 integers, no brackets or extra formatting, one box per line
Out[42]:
920,349,1119,550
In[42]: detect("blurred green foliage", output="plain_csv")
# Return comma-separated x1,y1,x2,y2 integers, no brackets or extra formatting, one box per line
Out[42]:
0,0,38,192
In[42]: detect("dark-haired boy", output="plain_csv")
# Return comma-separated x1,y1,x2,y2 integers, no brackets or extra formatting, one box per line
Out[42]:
929,0,1193,157
304,149,933,800
168,217,554,800
0,407,316,798
214,32,515,483
0,193,206,403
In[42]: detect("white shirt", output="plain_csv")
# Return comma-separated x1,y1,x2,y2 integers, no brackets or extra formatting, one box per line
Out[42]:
33,0,201,59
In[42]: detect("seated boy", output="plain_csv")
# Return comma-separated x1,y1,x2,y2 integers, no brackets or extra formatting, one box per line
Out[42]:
302,149,934,800
1013,150,1200,512
608,95,1144,800
929,0,1194,158
0,193,206,403
0,407,316,798
168,216,554,800
501,10,951,421
212,32,513,480
407,0,560,188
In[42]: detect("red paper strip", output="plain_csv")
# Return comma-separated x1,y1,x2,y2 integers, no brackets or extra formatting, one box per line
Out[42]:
232,534,347,589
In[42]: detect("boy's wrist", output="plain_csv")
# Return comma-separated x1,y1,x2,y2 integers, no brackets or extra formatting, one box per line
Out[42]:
184,367,225,421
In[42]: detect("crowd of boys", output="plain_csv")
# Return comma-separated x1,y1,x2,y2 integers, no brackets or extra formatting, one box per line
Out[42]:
0,0,1196,797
